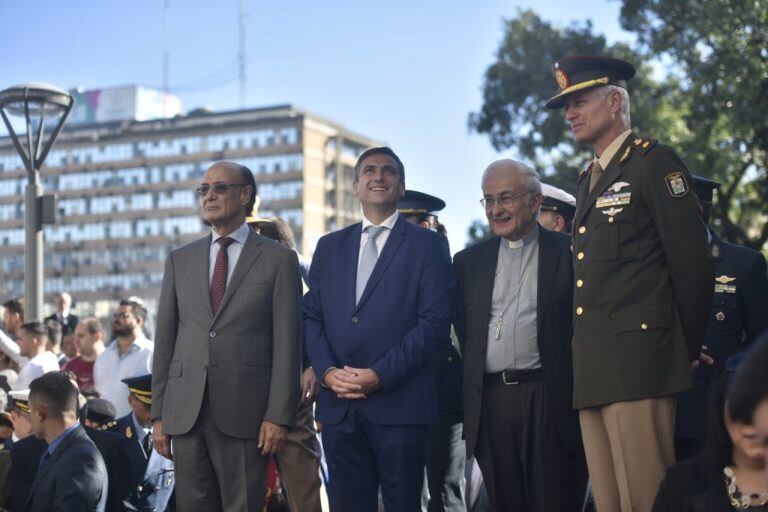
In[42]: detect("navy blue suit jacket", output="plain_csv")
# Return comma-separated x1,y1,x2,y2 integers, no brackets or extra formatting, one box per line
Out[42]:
24,426,107,512
303,216,456,426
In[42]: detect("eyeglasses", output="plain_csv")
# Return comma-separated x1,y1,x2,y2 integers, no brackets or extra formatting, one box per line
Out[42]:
113,312,132,319
480,190,533,208
194,183,247,196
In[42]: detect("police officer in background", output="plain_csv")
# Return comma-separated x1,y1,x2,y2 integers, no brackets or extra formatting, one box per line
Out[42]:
538,183,576,234
118,374,175,512
546,55,713,511
398,190,466,512
674,176,768,461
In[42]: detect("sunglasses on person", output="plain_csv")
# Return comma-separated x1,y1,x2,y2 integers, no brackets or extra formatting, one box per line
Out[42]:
194,182,247,196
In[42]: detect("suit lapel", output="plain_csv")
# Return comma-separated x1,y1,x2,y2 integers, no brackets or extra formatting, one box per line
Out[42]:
573,132,635,228
354,217,406,313
197,234,214,319
26,427,85,509
211,230,264,324
470,238,500,346
536,229,560,336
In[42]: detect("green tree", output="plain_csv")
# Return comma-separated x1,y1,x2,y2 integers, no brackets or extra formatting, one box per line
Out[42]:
469,5,767,249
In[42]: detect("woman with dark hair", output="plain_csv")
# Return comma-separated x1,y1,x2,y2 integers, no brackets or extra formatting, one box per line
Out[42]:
652,338,768,511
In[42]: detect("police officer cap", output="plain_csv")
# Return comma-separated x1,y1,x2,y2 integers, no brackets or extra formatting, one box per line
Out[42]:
691,175,721,202
546,55,636,109
540,183,576,221
122,374,152,405
8,389,30,413
84,397,117,424
398,190,446,215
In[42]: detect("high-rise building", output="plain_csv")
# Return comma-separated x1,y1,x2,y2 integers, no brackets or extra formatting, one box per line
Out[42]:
0,87,381,318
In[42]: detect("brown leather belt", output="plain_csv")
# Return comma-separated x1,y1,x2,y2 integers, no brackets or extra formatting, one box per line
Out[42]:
484,368,544,386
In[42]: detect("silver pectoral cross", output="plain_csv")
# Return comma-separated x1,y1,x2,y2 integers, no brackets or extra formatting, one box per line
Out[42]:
494,314,507,340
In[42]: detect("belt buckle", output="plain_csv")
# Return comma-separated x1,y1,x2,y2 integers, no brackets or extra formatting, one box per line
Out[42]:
502,371,519,386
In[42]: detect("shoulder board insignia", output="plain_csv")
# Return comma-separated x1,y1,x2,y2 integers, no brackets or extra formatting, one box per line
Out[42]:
99,420,117,431
632,137,658,156
715,275,736,284
712,244,720,258
619,146,632,164
125,425,133,439
664,171,689,197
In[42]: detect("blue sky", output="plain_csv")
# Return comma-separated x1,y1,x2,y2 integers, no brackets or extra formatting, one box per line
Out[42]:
1,0,633,252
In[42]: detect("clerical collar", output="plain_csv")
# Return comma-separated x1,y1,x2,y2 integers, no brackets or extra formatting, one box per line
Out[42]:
503,224,538,250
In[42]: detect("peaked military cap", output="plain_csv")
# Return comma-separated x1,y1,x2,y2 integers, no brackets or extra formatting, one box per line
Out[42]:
84,397,117,424
691,175,721,202
8,389,30,413
540,183,576,221
546,55,636,109
122,374,152,405
398,190,446,215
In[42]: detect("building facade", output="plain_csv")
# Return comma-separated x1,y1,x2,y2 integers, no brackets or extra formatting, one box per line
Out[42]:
0,100,380,318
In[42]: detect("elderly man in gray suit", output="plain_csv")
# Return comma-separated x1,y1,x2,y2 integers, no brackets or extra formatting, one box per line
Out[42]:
151,161,302,512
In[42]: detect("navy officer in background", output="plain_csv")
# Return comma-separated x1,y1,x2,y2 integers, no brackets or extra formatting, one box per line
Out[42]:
674,176,768,461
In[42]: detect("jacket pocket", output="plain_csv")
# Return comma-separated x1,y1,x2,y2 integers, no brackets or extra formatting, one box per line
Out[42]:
168,360,183,377
610,305,671,335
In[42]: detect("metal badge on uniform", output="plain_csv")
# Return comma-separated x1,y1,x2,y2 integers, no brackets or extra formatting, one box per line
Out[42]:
126,426,133,439
665,172,689,197
714,275,736,294
715,311,726,321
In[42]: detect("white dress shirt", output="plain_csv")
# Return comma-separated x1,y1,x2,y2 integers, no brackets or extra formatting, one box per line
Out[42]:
358,211,399,267
208,222,251,286
13,351,60,390
93,336,154,417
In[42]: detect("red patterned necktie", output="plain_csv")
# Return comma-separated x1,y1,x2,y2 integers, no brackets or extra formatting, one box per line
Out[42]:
210,237,235,315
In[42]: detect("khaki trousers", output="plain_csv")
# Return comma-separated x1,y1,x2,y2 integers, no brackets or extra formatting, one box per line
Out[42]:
579,397,675,512
274,402,323,512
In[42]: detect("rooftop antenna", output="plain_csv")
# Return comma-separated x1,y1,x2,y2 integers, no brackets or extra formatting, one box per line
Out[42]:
239,0,248,108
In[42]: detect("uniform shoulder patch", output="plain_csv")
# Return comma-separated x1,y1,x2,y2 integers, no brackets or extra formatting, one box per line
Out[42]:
664,171,689,197
632,137,658,156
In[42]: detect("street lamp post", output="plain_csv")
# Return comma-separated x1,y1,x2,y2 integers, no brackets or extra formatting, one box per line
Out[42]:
0,83,73,321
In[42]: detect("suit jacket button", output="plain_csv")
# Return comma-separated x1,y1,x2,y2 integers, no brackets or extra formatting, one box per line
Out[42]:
209,331,216,338
351,316,358,324
447,356,454,362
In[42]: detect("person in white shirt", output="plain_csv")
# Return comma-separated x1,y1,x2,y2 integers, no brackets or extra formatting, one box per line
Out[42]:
13,322,60,391
94,299,154,418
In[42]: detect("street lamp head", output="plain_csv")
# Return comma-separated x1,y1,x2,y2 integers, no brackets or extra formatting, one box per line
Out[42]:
0,83,73,117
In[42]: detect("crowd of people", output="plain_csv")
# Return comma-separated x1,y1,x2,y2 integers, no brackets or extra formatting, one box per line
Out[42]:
0,53,768,512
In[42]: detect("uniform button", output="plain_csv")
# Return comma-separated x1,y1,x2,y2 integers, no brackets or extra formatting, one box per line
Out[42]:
609,217,615,224
577,252,585,260
209,331,216,338
576,307,584,316
716,311,725,321
447,356,454,363
351,316,358,324
576,279,584,288
578,226,586,234
641,323,648,330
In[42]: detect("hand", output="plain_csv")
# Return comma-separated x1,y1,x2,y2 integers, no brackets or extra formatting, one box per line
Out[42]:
692,345,715,370
301,367,320,405
258,421,287,455
323,368,367,399
152,420,173,460
342,366,381,395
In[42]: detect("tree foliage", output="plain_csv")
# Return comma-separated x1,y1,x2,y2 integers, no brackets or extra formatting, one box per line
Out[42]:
468,4,768,249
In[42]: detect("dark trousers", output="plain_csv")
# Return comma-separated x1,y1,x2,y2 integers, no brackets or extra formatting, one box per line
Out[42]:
475,379,584,512
173,389,268,512
322,404,427,512
421,420,466,512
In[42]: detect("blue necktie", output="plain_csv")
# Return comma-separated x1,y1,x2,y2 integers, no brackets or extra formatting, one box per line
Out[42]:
356,226,386,304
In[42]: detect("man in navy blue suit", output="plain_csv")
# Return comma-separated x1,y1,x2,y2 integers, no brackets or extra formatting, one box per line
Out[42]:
303,147,455,512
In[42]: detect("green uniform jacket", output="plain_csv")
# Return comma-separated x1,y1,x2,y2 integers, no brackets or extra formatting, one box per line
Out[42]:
572,133,713,409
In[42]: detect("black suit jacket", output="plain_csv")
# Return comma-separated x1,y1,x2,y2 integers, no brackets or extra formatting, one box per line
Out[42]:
44,313,80,336
11,429,132,512
24,426,107,512
652,455,732,512
454,227,581,456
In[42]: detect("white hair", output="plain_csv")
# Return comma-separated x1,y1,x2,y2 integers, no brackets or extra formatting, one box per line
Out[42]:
598,85,631,127
482,159,542,195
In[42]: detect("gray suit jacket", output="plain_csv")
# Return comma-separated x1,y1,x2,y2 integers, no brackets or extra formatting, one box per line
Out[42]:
152,230,302,439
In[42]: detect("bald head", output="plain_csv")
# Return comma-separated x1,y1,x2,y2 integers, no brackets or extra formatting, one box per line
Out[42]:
481,159,542,240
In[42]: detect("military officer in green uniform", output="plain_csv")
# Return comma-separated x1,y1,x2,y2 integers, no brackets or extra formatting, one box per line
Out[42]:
546,55,713,512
